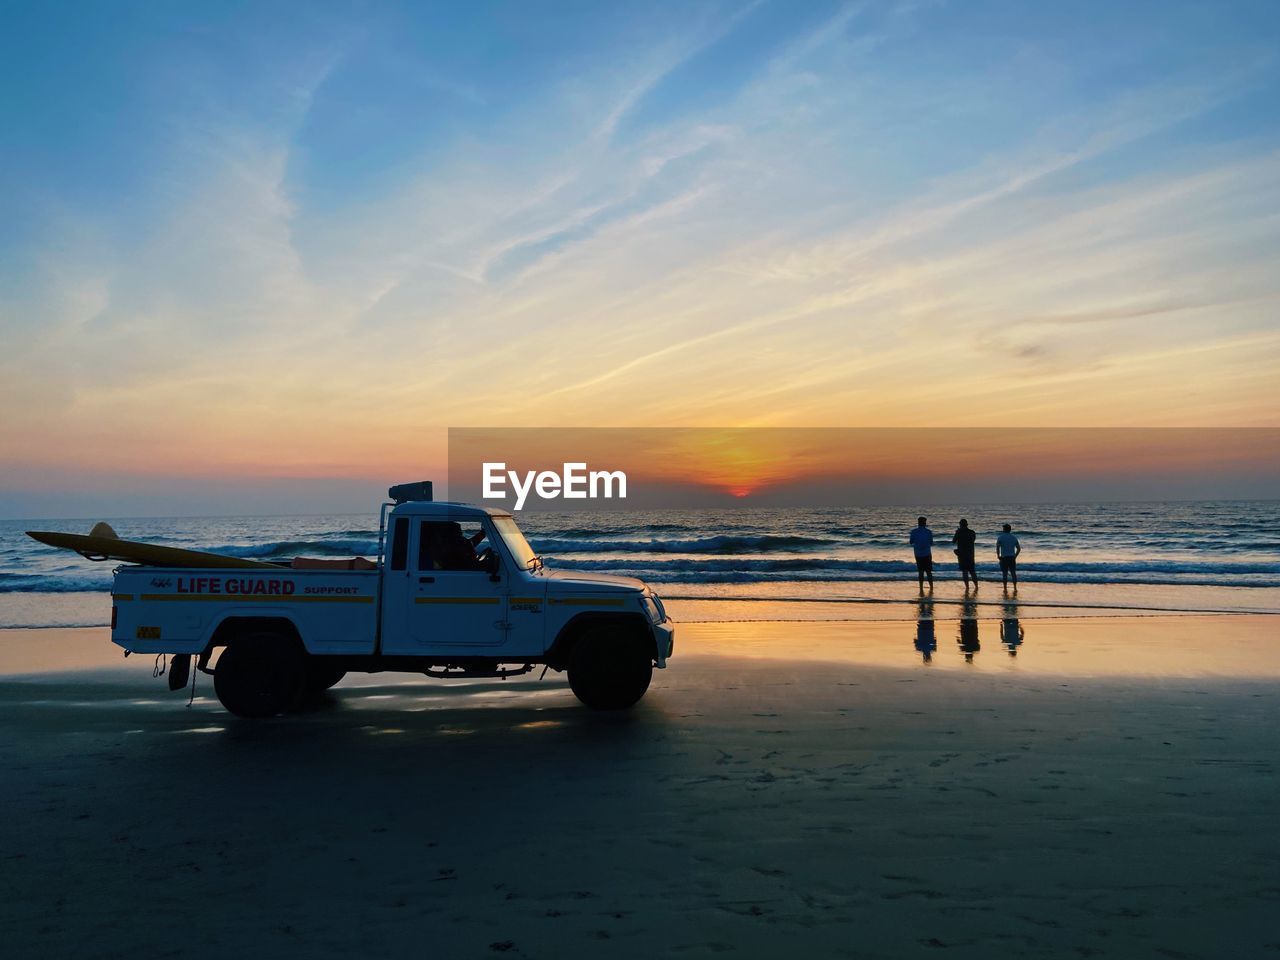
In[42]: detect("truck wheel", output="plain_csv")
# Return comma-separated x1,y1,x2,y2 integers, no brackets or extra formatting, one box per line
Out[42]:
568,630,653,710
213,637,303,718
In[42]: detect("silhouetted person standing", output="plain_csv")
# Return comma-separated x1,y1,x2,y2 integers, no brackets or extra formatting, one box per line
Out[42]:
909,516,934,590
952,518,978,590
996,523,1022,590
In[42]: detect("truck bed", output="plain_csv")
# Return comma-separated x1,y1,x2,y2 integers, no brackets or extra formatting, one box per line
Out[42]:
111,565,380,656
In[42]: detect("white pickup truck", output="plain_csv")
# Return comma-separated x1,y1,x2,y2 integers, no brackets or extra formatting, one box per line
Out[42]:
109,484,674,717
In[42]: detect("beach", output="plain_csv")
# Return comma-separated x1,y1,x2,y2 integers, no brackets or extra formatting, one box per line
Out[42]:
3,615,1278,959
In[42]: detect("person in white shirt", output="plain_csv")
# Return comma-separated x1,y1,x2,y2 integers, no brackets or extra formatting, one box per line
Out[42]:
995,523,1022,589
909,516,934,590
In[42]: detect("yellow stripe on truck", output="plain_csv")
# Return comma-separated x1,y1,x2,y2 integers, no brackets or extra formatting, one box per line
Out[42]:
549,597,627,607
414,597,501,605
139,593,373,604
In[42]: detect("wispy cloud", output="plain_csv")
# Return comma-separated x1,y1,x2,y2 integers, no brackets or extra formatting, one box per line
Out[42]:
3,0,1279,503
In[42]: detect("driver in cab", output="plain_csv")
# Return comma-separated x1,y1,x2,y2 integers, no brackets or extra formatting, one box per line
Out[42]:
422,521,488,572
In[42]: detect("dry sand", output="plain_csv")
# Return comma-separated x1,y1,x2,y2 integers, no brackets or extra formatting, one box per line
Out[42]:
2,619,1278,959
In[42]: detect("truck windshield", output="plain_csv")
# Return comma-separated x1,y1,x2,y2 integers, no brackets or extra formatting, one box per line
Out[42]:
492,516,539,571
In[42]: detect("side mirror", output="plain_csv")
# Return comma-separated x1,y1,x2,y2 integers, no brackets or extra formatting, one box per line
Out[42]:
479,550,501,576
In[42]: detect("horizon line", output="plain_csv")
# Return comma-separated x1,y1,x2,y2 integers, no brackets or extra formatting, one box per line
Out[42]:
5,495,1279,524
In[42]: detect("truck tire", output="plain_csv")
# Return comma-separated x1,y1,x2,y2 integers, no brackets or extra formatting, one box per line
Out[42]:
567,629,653,710
213,636,304,718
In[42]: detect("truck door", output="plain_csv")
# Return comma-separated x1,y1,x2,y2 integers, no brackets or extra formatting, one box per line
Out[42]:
382,517,509,654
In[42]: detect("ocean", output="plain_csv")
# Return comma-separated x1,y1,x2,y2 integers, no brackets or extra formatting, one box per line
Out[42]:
2,501,1278,629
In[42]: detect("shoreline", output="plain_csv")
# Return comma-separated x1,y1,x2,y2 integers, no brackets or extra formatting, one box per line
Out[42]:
4,575,1279,635
667,593,1280,616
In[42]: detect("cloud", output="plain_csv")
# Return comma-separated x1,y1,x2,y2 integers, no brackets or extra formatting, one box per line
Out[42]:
4,0,1280,507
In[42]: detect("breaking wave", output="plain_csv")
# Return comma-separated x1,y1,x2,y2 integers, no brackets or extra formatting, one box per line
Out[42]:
528,534,840,554
202,538,381,559
0,572,114,593
547,557,1280,588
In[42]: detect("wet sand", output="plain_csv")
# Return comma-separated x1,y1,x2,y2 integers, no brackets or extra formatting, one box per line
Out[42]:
2,619,1278,959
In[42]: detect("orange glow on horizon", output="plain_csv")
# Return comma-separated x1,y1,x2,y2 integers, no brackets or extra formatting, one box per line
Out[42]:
447,427,1280,504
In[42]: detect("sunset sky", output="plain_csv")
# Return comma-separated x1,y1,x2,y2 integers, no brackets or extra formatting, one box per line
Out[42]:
448,428,1280,509
2,1,1279,515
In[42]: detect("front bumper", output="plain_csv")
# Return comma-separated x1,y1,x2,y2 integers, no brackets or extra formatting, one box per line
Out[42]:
652,620,675,668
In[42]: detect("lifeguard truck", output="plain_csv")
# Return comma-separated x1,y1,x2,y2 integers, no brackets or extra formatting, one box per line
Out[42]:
57,483,673,717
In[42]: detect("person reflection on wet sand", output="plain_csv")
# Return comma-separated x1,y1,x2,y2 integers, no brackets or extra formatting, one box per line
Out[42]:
914,595,937,663
958,595,980,663
1001,596,1025,657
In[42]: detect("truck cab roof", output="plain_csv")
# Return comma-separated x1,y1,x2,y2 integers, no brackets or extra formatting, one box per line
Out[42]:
388,500,513,520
